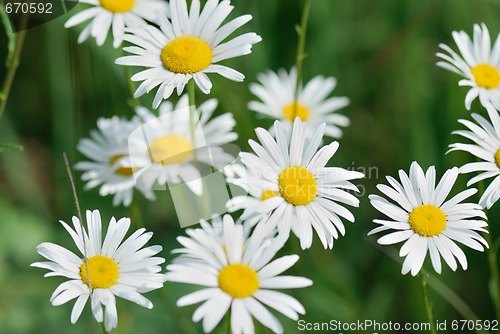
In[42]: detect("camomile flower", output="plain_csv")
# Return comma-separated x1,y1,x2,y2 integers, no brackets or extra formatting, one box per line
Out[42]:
437,23,500,110
75,116,155,207
115,0,261,108
64,0,170,48
171,215,275,266
368,162,488,276
31,210,166,332
165,214,312,334
229,118,365,250
449,104,500,209
249,68,350,138
127,94,237,195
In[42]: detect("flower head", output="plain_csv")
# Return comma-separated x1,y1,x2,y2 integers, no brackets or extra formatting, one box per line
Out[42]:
75,116,155,207
115,0,261,108
165,215,312,334
31,210,166,331
437,23,500,110
228,119,364,249
64,0,170,48
449,104,500,209
249,68,350,138
368,162,488,276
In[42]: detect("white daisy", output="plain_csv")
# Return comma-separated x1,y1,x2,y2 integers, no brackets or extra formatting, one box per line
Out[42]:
31,209,166,332
437,23,500,110
449,104,500,209
165,214,312,334
229,118,365,250
249,68,350,138
75,116,155,207
172,215,276,268
127,94,237,195
368,162,488,276
64,0,170,48
115,0,262,108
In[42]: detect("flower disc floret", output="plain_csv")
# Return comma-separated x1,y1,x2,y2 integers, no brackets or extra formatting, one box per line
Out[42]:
161,36,213,74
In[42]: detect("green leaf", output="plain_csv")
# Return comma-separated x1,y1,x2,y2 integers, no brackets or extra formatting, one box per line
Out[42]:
0,2,16,67
0,143,24,153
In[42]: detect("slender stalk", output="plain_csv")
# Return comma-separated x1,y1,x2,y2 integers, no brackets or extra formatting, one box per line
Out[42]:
121,49,140,107
292,0,312,120
63,153,97,334
477,179,500,323
419,270,437,334
485,230,500,323
100,321,109,334
0,11,28,121
187,79,198,160
130,201,145,229
226,308,232,334
124,65,139,107
186,79,212,219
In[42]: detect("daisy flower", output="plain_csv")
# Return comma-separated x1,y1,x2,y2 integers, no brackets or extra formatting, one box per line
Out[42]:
368,162,488,276
75,116,155,207
171,215,275,267
437,23,500,110
449,104,500,209
115,0,262,108
165,214,312,334
249,68,350,138
31,210,166,332
64,0,170,48
127,94,237,195
229,118,365,250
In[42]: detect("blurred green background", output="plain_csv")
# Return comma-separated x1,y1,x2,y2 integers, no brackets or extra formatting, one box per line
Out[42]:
1,0,500,333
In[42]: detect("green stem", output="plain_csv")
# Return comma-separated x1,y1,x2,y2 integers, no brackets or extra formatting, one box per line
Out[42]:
0,11,28,122
122,49,140,107
477,179,500,323
186,79,212,219
100,321,109,334
226,308,232,334
187,79,198,160
292,0,311,120
130,201,145,229
419,270,437,334
485,227,500,323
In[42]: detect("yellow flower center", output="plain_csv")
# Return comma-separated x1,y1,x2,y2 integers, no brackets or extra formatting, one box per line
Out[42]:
283,102,310,121
80,255,119,289
100,0,135,13
110,154,134,176
495,149,500,168
278,166,317,206
408,204,447,237
149,135,193,165
471,64,500,89
218,264,259,299
261,190,279,201
161,36,213,74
